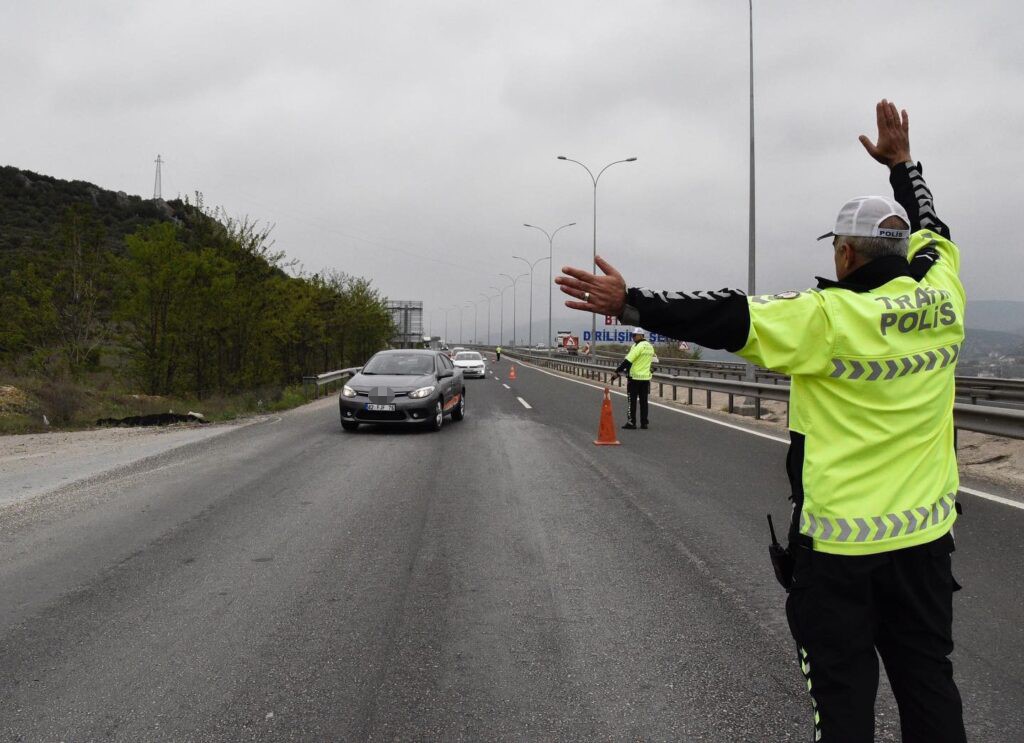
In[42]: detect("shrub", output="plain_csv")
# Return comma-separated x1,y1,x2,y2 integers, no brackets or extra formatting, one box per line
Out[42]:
37,378,86,425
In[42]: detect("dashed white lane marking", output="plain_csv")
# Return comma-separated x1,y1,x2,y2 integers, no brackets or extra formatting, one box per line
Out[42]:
502,383,510,389
517,397,532,409
512,358,1024,511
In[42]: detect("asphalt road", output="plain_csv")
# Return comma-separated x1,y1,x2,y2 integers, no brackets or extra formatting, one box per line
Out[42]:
0,356,1021,741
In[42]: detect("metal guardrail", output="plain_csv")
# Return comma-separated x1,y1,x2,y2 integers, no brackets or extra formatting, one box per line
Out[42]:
590,349,1024,403
302,367,361,399
506,350,1024,440
509,350,788,421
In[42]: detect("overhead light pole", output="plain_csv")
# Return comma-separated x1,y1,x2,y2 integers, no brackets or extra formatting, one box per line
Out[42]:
557,155,636,353
443,305,457,346
479,293,494,345
490,285,508,348
512,254,550,349
465,301,477,344
748,0,756,299
499,272,528,347
524,221,576,356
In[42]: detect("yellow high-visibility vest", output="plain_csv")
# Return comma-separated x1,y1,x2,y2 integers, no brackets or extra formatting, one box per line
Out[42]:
738,231,965,555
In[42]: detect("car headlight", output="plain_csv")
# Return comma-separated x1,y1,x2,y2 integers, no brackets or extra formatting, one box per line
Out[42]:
408,385,436,399
342,385,357,398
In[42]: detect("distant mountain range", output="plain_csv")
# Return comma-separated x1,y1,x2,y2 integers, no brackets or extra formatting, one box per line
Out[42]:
964,301,1024,337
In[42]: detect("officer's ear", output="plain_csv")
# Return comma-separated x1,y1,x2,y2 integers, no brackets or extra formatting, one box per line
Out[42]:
834,241,857,279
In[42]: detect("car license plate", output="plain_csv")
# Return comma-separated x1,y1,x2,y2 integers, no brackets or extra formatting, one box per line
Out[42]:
366,403,396,411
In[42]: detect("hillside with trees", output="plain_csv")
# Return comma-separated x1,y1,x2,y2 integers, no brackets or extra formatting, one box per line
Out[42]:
0,165,393,429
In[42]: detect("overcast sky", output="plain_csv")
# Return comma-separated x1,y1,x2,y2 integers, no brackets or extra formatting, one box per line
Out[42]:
3,1,1022,343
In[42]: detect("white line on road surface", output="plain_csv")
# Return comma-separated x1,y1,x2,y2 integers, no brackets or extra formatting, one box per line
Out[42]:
513,359,787,444
502,383,510,389
517,397,532,409
958,485,1024,511
513,358,1024,511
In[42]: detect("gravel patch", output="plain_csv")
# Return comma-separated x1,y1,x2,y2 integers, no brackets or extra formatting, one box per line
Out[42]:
0,419,259,508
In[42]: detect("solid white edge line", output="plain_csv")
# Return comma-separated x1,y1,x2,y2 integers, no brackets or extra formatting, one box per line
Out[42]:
502,383,510,389
958,485,1024,511
514,358,788,444
514,358,1024,511
517,397,532,409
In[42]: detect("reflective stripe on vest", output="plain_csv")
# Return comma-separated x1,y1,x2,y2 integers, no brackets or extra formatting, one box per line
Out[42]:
829,343,960,381
801,492,956,543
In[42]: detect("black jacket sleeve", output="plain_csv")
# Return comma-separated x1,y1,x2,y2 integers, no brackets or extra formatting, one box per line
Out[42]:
890,161,950,239
615,359,632,375
620,288,750,352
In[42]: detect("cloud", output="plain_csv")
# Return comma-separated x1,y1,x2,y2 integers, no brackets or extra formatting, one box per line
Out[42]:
2,0,1021,338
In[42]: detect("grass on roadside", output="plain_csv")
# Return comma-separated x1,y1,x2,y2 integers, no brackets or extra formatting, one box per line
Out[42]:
0,375,313,435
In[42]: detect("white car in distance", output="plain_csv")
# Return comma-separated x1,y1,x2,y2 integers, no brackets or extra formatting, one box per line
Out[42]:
452,351,487,378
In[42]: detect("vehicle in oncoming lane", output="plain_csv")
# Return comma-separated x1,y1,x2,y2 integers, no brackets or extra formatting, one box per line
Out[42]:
339,349,465,432
452,351,487,378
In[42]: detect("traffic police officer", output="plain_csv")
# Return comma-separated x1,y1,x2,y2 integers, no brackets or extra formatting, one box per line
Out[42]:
611,328,654,429
495,345,502,361
556,100,967,743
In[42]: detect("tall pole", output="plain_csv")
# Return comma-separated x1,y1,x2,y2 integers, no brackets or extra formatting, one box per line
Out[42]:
500,272,528,346
491,285,506,347
525,222,575,355
748,0,756,298
513,255,550,349
558,156,636,353
479,293,493,345
467,301,477,344
153,155,163,200
738,0,759,409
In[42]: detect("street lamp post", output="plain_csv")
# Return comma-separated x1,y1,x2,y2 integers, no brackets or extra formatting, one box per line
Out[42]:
499,273,528,347
557,155,636,353
748,0,756,300
512,254,550,349
490,285,507,347
466,301,477,344
479,294,493,345
523,222,575,355
443,305,457,346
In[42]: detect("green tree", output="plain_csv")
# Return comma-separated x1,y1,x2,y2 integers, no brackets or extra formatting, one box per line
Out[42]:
50,204,111,371
116,222,189,394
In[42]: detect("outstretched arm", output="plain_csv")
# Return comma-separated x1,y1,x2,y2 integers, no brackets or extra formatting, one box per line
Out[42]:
860,98,950,239
555,257,750,351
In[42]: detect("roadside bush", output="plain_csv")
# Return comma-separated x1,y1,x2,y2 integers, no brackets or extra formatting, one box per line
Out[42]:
268,385,306,411
37,378,87,425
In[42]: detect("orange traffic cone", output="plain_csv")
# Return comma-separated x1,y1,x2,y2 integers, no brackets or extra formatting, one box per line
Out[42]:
594,387,621,446
509,366,517,381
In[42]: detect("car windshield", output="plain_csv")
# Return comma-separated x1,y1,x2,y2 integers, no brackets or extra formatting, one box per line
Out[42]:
362,353,435,376
454,352,482,361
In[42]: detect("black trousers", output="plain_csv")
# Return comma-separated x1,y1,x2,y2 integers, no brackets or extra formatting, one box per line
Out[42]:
626,378,650,426
786,532,966,743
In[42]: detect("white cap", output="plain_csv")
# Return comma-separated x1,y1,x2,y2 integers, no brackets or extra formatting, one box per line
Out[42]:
817,195,910,241
633,327,645,336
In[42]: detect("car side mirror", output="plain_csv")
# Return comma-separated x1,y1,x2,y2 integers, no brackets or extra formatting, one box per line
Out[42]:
437,369,454,379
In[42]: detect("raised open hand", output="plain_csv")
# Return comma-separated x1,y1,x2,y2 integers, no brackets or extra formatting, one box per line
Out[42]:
555,255,627,317
859,99,912,168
